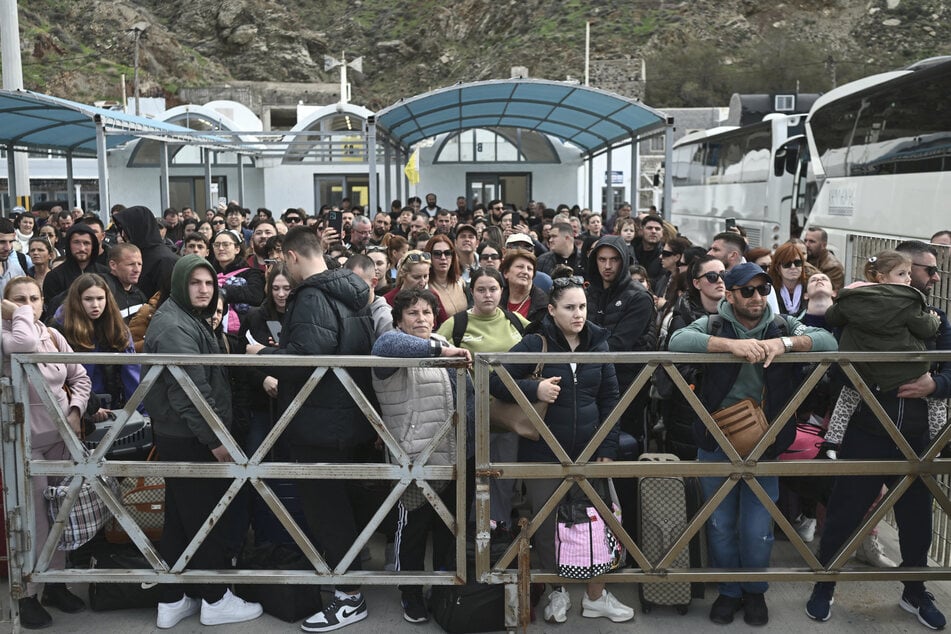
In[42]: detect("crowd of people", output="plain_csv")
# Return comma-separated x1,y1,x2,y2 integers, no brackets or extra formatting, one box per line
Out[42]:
1,196,950,631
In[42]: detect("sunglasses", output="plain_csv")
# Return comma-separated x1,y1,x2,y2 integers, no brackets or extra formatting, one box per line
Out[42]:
661,249,681,258
731,283,772,298
213,220,225,225
913,262,939,277
285,217,302,224
552,275,586,289
399,250,432,267
430,249,454,259
479,253,501,261
365,245,386,254
695,271,726,284
780,259,804,269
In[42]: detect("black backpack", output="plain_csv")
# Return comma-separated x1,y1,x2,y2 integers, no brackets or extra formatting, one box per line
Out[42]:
450,309,525,347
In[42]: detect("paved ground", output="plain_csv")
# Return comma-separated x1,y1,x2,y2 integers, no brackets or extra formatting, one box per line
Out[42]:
2,522,948,633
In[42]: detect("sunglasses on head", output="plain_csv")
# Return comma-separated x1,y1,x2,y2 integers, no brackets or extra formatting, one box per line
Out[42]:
695,271,726,284
913,262,939,277
400,250,432,267
731,282,772,298
552,275,586,289
365,245,386,254
780,259,803,269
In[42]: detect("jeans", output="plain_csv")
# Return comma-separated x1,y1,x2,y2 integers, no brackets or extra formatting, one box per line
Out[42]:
698,446,778,597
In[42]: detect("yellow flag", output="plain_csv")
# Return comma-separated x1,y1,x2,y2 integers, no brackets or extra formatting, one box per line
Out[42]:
404,147,420,185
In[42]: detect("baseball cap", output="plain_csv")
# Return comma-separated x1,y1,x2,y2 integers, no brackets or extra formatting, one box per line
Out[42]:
505,232,533,248
455,223,478,237
723,262,769,288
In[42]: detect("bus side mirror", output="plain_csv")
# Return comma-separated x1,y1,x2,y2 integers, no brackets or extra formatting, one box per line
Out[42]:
774,145,799,176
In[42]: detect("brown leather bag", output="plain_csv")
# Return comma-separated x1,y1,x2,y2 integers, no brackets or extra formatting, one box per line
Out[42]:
711,398,768,457
489,336,548,440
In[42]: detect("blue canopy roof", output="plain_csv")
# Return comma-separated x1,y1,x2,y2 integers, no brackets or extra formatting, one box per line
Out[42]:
375,79,668,155
0,89,222,157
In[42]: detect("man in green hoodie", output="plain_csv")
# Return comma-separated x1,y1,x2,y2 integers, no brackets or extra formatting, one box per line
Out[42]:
668,262,836,627
144,255,263,629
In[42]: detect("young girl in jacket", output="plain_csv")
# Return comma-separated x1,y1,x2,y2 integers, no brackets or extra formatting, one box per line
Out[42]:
821,250,944,455
2,276,92,628
490,267,632,625
59,273,140,415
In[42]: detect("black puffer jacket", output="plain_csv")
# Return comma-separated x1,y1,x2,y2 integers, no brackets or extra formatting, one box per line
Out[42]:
42,224,110,308
113,205,179,299
258,268,375,449
490,316,620,462
585,235,656,391
143,255,231,450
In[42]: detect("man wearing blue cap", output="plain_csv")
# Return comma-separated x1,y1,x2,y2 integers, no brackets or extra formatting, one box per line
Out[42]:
668,262,836,626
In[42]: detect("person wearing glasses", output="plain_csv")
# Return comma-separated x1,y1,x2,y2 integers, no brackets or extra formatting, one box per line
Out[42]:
209,230,265,334
490,267,631,625
383,250,450,326
425,235,468,319
658,255,727,460
668,262,836,627
766,243,810,317
476,241,503,271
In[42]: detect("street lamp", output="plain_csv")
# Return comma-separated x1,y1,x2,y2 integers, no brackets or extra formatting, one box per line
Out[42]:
128,21,149,116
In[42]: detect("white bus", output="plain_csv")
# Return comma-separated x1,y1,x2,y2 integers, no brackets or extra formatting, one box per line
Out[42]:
669,114,805,249
803,56,951,279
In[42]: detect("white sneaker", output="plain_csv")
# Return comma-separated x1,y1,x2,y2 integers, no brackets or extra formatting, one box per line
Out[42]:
156,594,199,629
543,588,571,624
582,589,635,623
794,515,817,543
856,533,898,568
199,588,263,626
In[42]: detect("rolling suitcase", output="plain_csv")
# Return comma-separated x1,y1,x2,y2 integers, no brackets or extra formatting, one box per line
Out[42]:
637,452,699,614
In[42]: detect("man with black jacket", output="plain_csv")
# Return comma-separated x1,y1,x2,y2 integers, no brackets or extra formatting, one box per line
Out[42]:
42,223,110,312
536,222,585,277
246,226,375,633
113,205,179,300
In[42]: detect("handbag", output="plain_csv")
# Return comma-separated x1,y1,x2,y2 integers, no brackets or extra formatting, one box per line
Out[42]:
45,476,118,551
711,397,769,457
489,335,548,440
554,481,623,579
105,447,164,543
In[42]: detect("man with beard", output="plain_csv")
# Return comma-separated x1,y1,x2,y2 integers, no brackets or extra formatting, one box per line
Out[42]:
369,212,391,246
247,219,277,271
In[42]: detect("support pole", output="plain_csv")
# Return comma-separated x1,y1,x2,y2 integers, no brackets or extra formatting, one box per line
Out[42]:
159,142,170,211
383,143,392,211
395,147,403,205
95,117,110,222
204,149,213,211
236,154,245,207
605,148,613,216
65,151,75,210
367,116,378,215
663,117,674,218
6,145,17,213
631,135,639,212
587,155,594,211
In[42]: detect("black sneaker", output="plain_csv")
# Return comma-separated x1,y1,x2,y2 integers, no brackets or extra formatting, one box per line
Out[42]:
19,596,52,630
41,584,86,613
901,589,947,630
709,594,743,625
402,594,429,624
742,591,769,626
301,593,367,632
806,583,834,622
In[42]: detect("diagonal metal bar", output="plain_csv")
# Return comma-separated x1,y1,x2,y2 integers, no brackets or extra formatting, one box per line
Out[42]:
494,478,575,571
335,478,413,575
655,476,739,570
574,477,652,571
663,362,744,463
492,362,572,465
921,419,951,462
87,365,163,463
33,475,83,573
333,366,412,467
577,362,655,463
921,474,951,520
251,478,331,574
249,366,327,464
166,365,246,464
828,475,915,570
414,477,457,535
839,363,918,462
746,476,822,569
170,476,245,574
747,361,831,461
22,363,86,462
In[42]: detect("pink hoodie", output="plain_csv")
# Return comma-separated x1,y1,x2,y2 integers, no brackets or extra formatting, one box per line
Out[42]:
2,304,91,447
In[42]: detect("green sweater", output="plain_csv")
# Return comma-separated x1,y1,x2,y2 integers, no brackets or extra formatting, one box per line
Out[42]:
437,308,529,354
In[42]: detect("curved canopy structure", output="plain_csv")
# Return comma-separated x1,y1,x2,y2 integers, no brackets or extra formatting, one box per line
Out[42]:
375,79,668,156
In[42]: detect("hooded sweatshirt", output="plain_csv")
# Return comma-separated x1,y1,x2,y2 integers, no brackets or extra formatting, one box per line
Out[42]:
42,223,109,305
113,206,179,299
143,254,230,449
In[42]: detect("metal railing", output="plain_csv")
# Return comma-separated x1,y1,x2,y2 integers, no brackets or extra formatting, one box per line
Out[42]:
1,353,469,632
2,349,951,632
471,349,951,631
